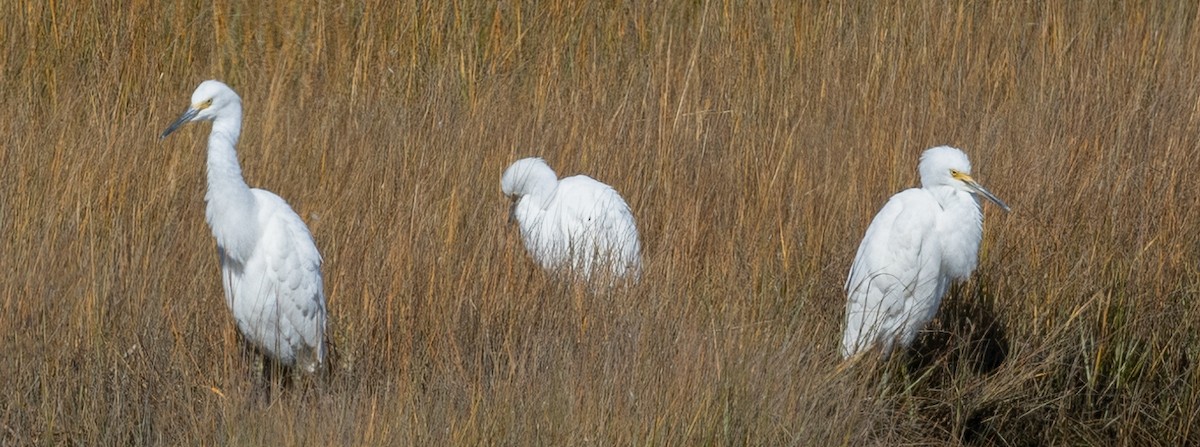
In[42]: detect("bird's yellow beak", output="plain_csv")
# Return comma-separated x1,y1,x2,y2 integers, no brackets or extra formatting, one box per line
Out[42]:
953,172,1010,212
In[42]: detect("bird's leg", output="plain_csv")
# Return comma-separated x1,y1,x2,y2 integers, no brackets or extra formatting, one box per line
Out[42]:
236,338,271,405
257,354,276,405
260,354,293,401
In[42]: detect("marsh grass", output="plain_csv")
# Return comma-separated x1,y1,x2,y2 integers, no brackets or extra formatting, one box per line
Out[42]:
2,1,1200,445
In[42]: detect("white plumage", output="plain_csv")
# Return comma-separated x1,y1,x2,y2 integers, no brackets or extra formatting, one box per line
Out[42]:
161,80,327,374
501,158,642,282
842,146,1009,359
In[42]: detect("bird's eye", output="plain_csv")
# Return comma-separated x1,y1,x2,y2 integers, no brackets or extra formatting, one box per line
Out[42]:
202,99,214,108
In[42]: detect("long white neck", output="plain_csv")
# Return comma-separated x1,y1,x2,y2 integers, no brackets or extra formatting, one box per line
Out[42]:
934,187,984,280
204,108,259,262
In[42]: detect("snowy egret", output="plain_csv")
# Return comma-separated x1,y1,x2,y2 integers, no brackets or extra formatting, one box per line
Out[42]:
501,157,643,283
842,146,1009,359
161,80,327,374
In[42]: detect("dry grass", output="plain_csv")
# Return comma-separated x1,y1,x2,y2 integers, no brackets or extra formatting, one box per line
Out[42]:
2,1,1200,445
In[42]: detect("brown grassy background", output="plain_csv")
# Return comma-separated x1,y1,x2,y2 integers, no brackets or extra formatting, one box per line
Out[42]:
2,1,1200,445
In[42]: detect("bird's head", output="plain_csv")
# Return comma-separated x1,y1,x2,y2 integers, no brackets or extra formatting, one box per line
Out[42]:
501,157,559,222
160,80,242,139
501,157,558,199
919,146,1010,212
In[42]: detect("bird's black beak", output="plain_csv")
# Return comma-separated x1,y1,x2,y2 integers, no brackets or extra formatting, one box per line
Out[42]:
962,177,1010,212
953,171,1010,212
507,197,518,225
160,107,199,140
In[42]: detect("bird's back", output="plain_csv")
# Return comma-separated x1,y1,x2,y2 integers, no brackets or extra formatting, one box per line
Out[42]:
843,188,944,358
552,175,642,279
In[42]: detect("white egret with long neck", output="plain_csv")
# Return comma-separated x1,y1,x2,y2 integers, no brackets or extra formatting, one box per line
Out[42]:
161,80,327,374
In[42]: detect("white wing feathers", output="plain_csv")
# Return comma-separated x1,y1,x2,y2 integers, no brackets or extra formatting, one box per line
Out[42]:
842,189,943,358
224,189,326,372
556,176,642,279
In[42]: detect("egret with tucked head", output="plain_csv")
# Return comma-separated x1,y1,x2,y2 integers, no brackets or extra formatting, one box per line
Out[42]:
501,157,643,283
842,146,1009,360
161,80,327,376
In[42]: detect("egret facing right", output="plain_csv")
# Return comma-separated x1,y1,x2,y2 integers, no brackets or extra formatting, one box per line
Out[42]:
842,146,1009,360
